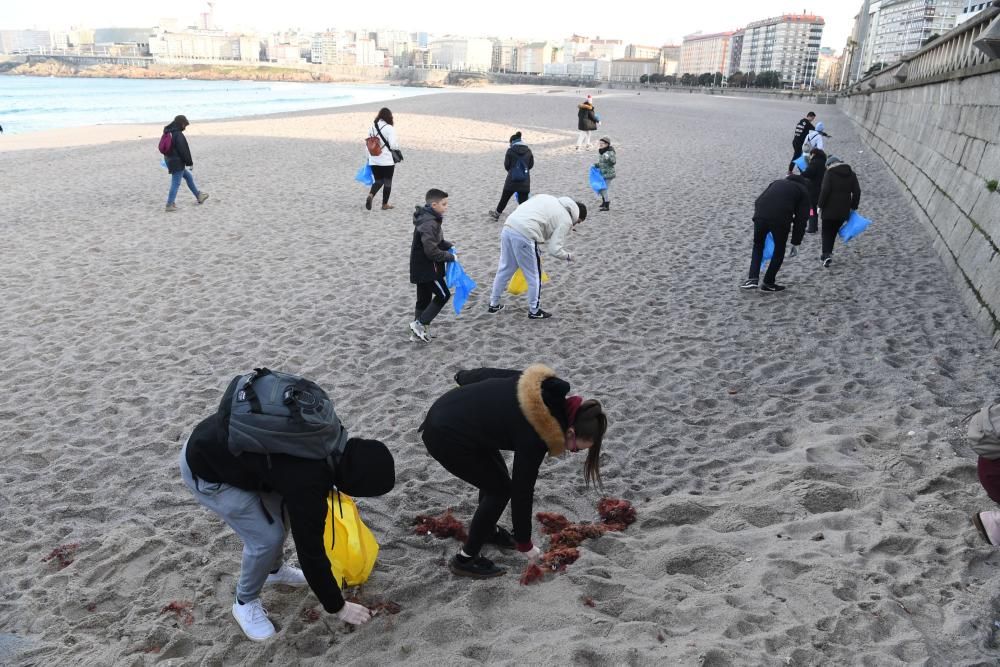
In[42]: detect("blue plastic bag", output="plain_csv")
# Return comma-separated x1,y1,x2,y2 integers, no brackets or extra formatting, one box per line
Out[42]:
445,251,476,315
589,165,607,194
760,232,774,268
160,157,167,170
793,155,808,172
354,163,374,187
838,210,871,242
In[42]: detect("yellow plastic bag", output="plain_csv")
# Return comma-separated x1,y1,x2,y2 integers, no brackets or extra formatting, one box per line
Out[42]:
323,492,379,587
507,268,550,295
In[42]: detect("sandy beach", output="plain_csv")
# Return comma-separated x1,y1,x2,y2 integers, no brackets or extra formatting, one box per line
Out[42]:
2,87,1000,666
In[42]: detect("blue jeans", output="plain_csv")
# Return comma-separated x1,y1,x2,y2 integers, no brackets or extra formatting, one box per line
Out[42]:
168,169,199,205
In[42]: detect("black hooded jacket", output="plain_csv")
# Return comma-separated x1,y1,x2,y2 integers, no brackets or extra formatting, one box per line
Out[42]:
503,142,534,190
792,117,815,149
801,153,827,206
162,121,193,175
753,175,811,246
818,163,862,222
409,205,454,284
185,381,394,614
419,365,572,545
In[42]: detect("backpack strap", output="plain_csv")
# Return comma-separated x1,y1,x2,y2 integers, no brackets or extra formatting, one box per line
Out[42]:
374,122,393,150
240,367,272,413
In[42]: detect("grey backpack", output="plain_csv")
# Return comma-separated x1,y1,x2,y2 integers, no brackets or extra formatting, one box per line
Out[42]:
226,368,348,469
968,403,1000,459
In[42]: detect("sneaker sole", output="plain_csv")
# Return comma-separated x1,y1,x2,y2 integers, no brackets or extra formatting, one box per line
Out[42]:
231,607,275,642
740,284,758,290
447,561,507,579
973,513,996,545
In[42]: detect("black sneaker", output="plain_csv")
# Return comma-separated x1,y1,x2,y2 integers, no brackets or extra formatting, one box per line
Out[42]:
822,256,832,268
760,283,786,292
528,309,552,319
485,526,517,550
365,194,373,211
448,555,506,579
488,210,500,221
741,279,758,290
487,303,505,314
599,202,609,211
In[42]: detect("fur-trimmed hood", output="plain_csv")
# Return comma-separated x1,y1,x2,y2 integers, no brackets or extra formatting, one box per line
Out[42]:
516,363,568,456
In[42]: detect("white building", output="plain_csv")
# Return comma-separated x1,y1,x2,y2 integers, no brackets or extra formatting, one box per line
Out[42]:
959,1,994,22
738,13,825,87
0,30,52,54
429,37,493,71
589,38,626,61
149,30,259,61
858,0,964,73
518,42,553,74
679,31,735,75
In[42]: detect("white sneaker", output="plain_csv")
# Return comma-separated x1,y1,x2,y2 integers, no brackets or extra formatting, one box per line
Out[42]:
266,563,307,587
974,511,1000,546
409,320,430,343
232,599,275,641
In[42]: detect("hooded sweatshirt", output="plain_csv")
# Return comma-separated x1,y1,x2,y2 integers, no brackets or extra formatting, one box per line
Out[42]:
818,163,862,221
753,175,811,246
804,122,826,152
578,103,598,131
503,141,535,190
801,151,827,206
420,365,572,545
503,194,579,260
792,117,816,149
409,204,454,284
184,379,395,614
162,121,193,175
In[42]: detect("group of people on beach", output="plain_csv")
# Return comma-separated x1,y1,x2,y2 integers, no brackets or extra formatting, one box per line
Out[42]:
741,110,863,292
181,363,608,640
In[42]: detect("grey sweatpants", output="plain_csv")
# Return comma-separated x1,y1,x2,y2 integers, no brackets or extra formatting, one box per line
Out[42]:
489,226,542,313
179,440,288,604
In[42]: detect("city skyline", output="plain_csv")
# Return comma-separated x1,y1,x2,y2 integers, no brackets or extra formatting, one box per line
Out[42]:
4,0,857,52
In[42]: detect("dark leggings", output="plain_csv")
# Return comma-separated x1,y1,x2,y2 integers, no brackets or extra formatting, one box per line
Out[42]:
414,276,451,326
422,427,511,557
821,218,845,256
496,188,529,214
369,165,395,205
749,218,790,284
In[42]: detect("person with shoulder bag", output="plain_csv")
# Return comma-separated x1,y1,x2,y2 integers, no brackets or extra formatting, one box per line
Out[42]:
179,369,396,641
365,107,402,211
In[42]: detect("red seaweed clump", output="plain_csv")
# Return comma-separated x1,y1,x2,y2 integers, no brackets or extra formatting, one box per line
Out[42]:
42,543,80,570
598,498,636,531
413,510,468,542
161,600,194,626
549,523,607,550
519,563,545,585
535,511,571,534
541,547,580,571
348,596,402,616
301,608,322,623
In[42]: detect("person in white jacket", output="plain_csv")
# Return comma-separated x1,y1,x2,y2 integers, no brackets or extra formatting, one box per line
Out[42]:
487,195,587,319
802,121,829,154
366,108,400,210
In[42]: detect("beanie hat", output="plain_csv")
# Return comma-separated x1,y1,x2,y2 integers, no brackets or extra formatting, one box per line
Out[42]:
334,438,396,497
827,156,842,167
586,95,593,102
815,121,825,132
599,136,611,145
510,131,522,144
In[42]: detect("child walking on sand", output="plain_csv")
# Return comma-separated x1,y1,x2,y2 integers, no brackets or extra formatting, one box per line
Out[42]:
409,189,456,343
594,137,616,211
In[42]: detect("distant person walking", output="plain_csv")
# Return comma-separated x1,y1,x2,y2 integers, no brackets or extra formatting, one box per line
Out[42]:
0,124,4,133
801,148,827,234
594,136,616,211
409,189,456,343
741,174,810,292
816,156,862,267
489,131,534,220
576,96,598,150
487,194,586,319
788,111,816,174
366,108,400,211
162,115,209,212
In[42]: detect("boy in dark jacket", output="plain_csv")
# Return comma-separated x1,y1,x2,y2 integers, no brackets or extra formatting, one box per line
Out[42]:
817,157,862,267
742,174,811,292
409,189,455,343
162,115,209,212
801,148,827,233
179,373,395,641
489,131,534,220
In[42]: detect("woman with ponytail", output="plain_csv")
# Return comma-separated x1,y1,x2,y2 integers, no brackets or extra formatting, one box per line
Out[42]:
419,364,608,578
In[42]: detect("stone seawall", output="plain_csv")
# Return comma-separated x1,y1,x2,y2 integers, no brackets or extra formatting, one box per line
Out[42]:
842,70,1000,346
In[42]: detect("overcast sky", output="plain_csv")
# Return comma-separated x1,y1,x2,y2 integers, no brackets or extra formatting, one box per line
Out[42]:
6,0,859,53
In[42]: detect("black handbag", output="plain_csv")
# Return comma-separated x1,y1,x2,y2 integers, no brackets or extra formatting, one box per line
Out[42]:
374,123,404,163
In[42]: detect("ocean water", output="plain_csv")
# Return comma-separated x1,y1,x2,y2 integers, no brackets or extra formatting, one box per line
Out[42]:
0,76,439,135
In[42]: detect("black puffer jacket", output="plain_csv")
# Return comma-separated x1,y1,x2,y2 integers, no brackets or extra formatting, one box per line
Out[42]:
818,163,862,222
578,103,598,131
409,205,454,284
419,365,572,545
801,153,827,207
753,175,811,246
503,142,534,190
162,121,193,175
